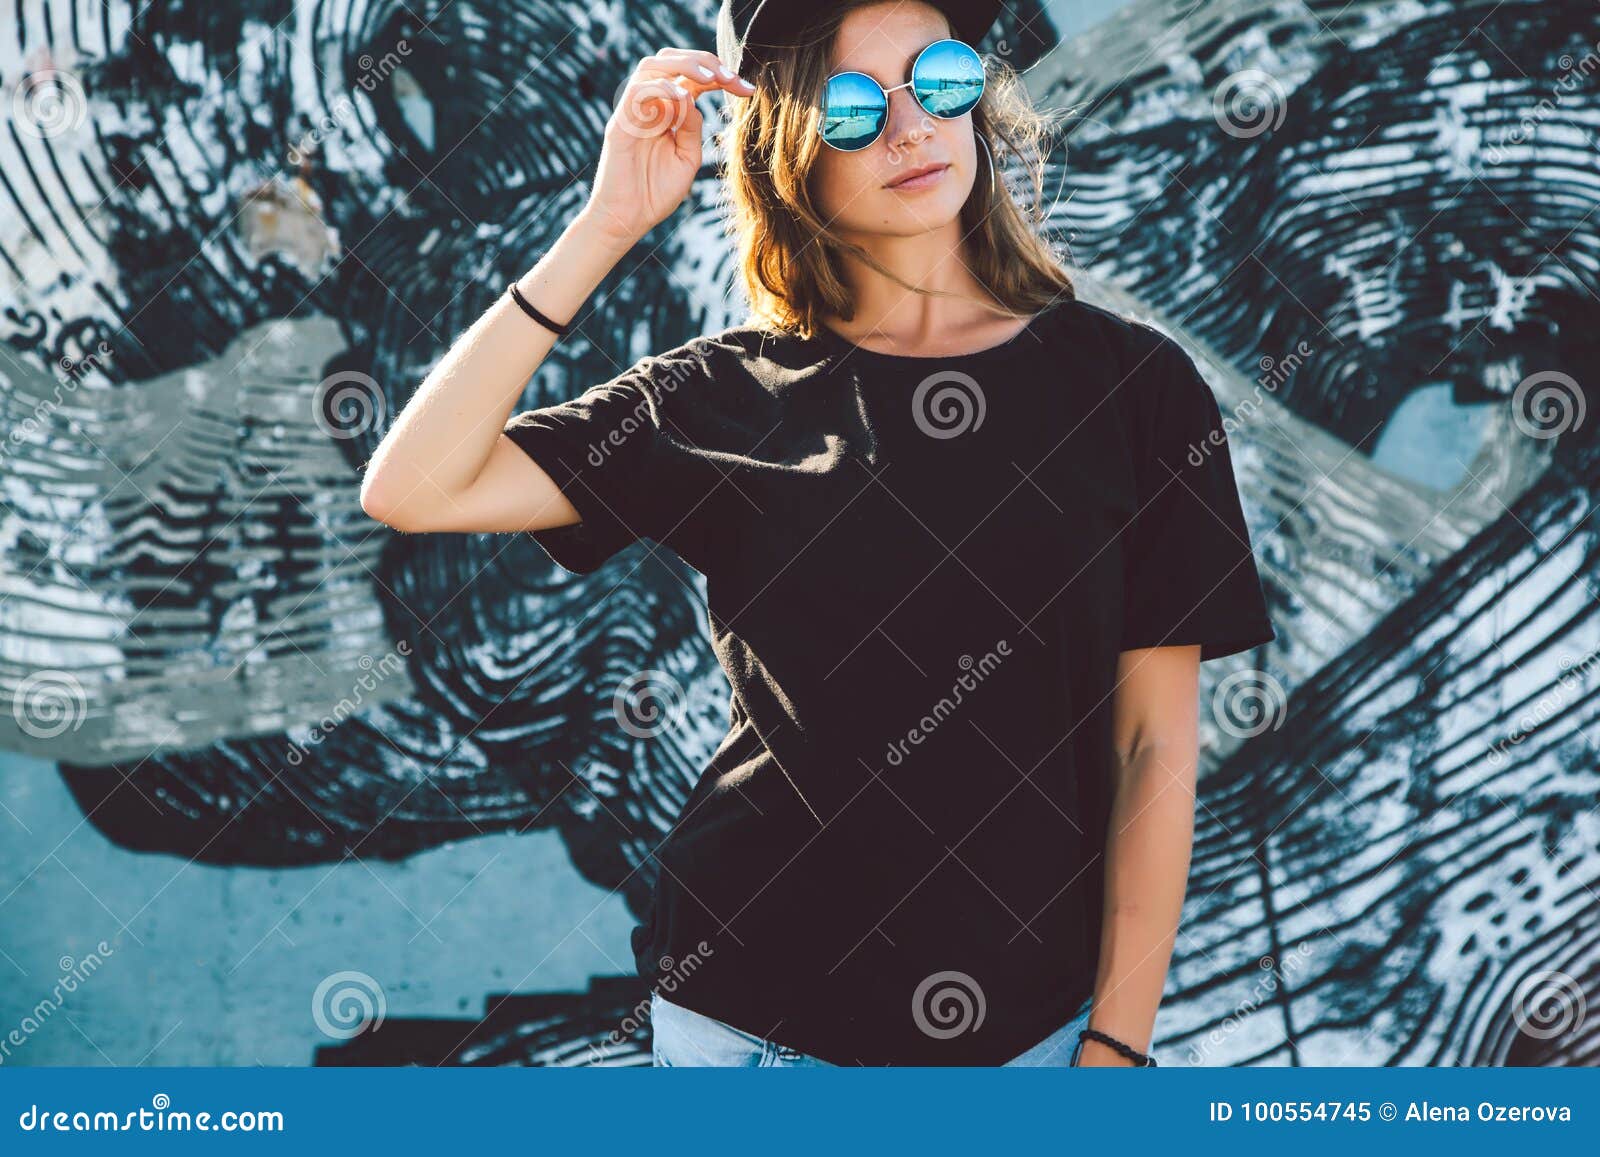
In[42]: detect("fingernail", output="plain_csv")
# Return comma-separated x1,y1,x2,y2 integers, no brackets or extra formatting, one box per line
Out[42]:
697,65,715,79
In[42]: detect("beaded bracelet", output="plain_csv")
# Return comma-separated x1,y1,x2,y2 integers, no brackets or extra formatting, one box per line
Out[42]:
507,281,574,337
1073,1027,1158,1067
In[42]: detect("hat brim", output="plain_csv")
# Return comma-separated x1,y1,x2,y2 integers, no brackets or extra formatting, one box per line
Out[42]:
722,0,1004,81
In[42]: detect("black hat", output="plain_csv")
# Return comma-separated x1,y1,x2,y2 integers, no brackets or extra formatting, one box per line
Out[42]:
716,0,1004,83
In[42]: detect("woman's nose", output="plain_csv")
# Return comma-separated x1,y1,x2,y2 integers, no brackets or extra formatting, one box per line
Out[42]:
883,87,932,151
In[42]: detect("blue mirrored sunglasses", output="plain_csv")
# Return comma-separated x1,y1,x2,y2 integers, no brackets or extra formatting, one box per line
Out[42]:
819,38,986,152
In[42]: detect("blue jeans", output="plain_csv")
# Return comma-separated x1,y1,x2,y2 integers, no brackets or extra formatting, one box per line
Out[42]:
649,990,1094,1067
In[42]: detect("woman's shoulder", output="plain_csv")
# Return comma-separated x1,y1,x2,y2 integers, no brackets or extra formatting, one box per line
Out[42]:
1044,295,1183,368
601,322,829,439
632,319,826,377
1043,296,1210,417
601,327,761,407
629,319,842,407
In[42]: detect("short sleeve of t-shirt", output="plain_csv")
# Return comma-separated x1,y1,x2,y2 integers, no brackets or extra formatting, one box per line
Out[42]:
501,347,712,575
1119,332,1276,661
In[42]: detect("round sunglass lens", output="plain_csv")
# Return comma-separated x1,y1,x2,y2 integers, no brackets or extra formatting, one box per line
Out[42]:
821,71,888,151
912,39,984,119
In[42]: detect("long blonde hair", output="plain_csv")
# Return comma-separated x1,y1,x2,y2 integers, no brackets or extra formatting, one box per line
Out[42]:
715,0,1076,337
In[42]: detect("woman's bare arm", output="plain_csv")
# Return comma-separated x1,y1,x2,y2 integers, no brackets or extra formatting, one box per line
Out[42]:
1079,643,1203,1065
359,213,635,534
359,48,754,536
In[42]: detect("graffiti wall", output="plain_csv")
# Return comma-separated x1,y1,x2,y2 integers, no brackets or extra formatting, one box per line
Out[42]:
0,0,1595,1065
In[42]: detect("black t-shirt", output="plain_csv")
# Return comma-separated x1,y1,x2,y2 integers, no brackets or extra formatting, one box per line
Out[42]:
502,295,1275,1065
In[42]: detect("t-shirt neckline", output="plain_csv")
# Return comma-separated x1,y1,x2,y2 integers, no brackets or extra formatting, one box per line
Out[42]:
810,301,1059,369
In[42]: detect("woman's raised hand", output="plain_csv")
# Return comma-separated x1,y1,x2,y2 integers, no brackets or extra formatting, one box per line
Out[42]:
585,48,756,247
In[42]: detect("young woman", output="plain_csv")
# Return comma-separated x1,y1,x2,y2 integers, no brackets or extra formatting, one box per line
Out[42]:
361,0,1275,1068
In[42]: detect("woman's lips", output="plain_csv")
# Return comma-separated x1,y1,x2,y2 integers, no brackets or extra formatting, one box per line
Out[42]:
887,163,950,191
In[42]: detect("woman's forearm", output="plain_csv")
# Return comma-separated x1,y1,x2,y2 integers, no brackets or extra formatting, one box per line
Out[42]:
1083,740,1196,1063
359,208,636,526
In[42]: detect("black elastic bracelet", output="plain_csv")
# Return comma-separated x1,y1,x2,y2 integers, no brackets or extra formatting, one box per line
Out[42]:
1074,1027,1158,1067
507,281,574,337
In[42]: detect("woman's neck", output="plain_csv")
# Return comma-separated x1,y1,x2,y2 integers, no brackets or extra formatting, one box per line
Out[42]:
825,224,1021,352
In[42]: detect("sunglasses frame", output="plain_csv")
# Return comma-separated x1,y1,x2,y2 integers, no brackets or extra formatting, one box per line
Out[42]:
818,37,986,153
